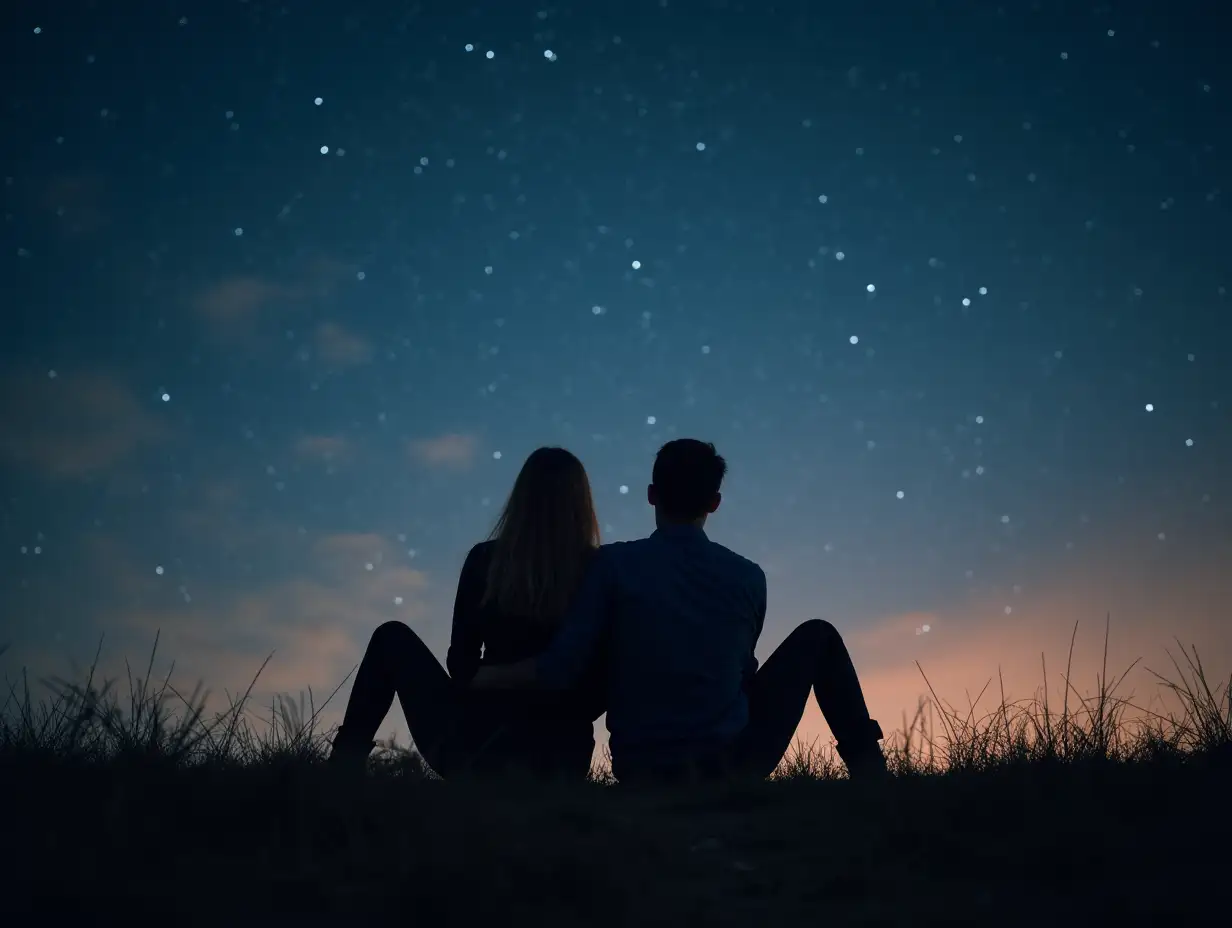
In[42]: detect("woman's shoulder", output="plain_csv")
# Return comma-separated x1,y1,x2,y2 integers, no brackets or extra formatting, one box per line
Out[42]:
466,539,496,560
457,540,496,584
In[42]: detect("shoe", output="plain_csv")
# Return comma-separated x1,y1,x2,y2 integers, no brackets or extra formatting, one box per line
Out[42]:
842,749,890,782
837,719,890,783
327,725,375,775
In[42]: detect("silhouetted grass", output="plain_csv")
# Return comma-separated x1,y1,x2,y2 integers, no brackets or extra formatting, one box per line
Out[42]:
1,619,1228,924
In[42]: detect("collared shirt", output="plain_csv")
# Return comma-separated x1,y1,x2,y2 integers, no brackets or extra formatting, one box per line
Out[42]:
536,524,768,770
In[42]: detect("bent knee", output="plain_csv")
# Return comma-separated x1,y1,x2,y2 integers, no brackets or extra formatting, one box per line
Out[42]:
372,619,413,641
795,618,839,642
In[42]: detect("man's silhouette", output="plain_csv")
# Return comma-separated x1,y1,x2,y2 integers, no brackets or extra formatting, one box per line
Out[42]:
473,439,888,784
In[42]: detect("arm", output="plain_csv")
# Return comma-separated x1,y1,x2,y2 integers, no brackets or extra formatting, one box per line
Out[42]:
470,656,539,688
473,548,613,690
744,568,768,687
445,544,487,684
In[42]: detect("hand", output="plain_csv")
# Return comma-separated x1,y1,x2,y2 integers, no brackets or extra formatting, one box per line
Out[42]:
470,658,538,689
470,666,498,688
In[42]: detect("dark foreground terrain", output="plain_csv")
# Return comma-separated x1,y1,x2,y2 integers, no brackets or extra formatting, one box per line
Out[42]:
1,629,1228,925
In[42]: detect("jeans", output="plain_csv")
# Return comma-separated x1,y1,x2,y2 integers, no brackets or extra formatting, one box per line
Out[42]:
334,620,596,780
615,619,886,784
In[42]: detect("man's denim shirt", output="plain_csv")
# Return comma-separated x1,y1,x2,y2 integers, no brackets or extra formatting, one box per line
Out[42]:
537,523,768,767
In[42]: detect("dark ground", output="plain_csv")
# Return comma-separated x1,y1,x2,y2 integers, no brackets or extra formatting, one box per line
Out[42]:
2,631,1228,925
2,752,1228,925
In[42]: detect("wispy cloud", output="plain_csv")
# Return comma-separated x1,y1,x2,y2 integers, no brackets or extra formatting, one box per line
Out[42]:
194,276,293,326
190,258,365,347
14,525,435,722
408,432,479,470
315,322,372,368
0,368,166,478
311,532,412,580
294,434,352,464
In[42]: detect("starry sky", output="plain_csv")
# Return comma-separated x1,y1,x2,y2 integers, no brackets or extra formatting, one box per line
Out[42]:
2,1,1229,759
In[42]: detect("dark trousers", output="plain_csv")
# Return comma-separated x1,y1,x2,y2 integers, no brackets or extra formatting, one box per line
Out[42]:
333,621,595,780
617,619,886,784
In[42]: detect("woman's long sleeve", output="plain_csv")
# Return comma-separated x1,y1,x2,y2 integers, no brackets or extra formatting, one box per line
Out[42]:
445,544,486,684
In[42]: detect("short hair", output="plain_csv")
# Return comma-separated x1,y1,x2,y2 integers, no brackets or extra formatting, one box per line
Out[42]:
651,439,727,520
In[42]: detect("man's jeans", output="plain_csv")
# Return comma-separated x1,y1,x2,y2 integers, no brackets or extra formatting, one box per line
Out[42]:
616,619,887,784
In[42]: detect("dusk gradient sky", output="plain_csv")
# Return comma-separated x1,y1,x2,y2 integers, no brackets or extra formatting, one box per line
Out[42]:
2,1,1229,760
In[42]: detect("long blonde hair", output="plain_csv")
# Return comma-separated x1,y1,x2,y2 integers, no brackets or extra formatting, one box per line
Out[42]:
482,446,600,618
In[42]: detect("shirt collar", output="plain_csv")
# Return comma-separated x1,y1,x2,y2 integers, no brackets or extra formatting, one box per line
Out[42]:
651,523,708,542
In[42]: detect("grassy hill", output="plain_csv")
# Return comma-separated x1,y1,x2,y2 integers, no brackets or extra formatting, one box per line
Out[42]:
1,626,1228,925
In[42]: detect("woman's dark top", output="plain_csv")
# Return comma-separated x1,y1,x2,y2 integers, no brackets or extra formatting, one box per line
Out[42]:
443,541,606,774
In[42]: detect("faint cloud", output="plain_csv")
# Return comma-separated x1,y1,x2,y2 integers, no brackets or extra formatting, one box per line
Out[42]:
107,571,430,708
24,528,436,726
408,432,478,470
194,275,293,329
200,478,244,507
303,254,365,286
0,368,165,478
312,532,415,579
846,612,942,654
191,256,362,345
295,434,352,463
315,322,372,367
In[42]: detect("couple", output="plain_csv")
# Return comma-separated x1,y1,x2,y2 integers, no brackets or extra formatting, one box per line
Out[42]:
329,439,887,785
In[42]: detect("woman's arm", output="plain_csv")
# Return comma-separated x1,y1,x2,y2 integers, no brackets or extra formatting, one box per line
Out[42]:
471,657,538,688
445,543,488,684
575,642,609,723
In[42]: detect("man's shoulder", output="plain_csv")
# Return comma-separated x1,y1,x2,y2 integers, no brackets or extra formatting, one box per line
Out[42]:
596,535,763,576
594,538,641,559
591,538,656,573
705,539,766,586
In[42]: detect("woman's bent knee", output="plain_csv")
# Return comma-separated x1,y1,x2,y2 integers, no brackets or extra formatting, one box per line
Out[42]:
372,619,413,642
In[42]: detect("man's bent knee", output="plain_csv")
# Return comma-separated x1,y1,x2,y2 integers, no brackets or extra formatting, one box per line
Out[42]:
793,618,840,644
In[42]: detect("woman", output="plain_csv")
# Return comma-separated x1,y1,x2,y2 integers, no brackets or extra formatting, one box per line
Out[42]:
328,446,606,779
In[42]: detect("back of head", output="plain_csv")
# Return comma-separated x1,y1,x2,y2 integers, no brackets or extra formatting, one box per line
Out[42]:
650,438,727,522
484,446,600,618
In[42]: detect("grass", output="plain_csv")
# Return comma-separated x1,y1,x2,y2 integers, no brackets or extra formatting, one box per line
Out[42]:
0,618,1228,925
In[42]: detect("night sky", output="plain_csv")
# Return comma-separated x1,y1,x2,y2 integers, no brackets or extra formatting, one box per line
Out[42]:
2,1,1228,757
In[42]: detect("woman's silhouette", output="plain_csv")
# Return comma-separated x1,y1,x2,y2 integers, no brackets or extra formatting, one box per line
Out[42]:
329,447,605,779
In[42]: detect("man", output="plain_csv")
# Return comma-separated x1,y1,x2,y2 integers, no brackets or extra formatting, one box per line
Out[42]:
473,438,888,784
